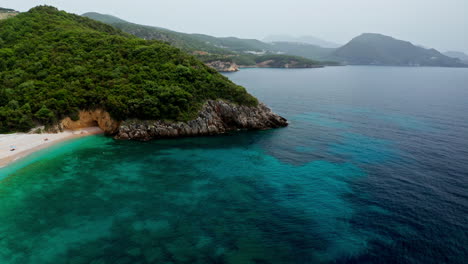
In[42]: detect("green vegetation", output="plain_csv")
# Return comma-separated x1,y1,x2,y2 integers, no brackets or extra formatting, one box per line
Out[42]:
79,12,127,24
253,54,322,67
196,53,321,68
230,55,257,66
82,12,333,67
83,13,233,55
0,6,257,133
83,13,271,54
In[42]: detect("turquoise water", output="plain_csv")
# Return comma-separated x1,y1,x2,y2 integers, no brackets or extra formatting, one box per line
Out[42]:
1,66,467,263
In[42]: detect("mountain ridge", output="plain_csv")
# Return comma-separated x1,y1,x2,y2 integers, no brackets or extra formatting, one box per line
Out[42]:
328,33,467,67
82,12,328,70
82,13,464,68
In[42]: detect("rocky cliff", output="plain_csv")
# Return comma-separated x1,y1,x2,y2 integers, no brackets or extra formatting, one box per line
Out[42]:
58,101,287,141
115,100,287,141
205,61,239,72
61,109,121,134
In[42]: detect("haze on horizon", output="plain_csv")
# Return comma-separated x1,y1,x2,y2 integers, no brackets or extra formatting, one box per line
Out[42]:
7,0,468,53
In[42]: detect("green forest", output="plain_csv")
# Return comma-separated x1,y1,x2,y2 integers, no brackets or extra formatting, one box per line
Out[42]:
82,12,329,68
0,6,258,133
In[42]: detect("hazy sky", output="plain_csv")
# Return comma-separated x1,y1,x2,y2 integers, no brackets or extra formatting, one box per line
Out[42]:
6,0,468,53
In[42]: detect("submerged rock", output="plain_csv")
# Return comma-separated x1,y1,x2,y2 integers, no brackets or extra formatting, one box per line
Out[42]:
115,100,288,141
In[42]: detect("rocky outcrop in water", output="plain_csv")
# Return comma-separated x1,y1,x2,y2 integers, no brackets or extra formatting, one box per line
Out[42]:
115,100,288,141
57,101,287,141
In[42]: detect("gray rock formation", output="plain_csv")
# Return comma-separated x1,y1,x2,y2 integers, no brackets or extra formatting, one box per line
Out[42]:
115,100,287,141
204,61,239,72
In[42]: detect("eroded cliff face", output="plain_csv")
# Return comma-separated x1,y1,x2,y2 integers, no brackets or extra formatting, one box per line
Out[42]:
115,100,288,141
61,109,120,134
59,101,287,141
205,61,239,72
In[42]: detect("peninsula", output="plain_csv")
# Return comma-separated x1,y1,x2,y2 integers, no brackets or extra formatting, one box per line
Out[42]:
0,6,287,165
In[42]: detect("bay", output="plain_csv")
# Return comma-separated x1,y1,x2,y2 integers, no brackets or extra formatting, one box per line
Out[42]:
1,66,467,263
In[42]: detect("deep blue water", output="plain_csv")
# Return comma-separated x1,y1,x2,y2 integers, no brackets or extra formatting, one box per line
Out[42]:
1,66,467,263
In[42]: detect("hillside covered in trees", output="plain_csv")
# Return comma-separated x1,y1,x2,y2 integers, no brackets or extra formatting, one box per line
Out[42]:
82,12,327,69
0,6,258,133
82,12,468,68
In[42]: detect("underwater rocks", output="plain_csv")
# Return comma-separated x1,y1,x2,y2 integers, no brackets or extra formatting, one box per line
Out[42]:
115,100,288,141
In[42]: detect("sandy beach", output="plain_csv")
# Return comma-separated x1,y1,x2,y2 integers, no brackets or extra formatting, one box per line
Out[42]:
0,127,103,168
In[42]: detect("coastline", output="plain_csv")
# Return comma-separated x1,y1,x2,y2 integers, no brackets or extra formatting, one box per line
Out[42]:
0,127,103,169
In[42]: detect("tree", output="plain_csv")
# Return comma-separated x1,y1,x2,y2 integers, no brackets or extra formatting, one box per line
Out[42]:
34,106,55,124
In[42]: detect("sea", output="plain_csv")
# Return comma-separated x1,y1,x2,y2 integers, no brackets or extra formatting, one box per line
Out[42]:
0,66,467,264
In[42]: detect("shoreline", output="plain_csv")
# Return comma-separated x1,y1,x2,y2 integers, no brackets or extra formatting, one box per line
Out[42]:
0,127,103,169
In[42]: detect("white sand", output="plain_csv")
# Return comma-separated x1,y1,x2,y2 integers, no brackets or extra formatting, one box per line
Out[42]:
0,127,103,168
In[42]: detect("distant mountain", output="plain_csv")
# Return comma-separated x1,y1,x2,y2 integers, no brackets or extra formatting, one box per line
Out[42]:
0,7,16,12
84,14,463,68
329,33,467,67
82,12,325,71
83,13,273,54
0,7,19,20
268,42,336,60
81,12,129,24
264,34,341,48
444,51,468,64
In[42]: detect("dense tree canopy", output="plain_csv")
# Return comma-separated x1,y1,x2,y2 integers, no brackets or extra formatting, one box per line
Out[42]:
0,6,257,133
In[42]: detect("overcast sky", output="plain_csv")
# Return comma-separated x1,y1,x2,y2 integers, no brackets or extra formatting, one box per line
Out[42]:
6,0,468,53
